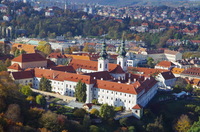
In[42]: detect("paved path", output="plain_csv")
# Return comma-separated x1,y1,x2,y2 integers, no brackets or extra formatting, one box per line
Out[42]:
31,88,76,102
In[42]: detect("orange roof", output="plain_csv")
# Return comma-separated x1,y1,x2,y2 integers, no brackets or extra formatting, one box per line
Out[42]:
128,67,168,76
48,53,66,59
94,77,157,95
12,53,47,63
171,67,184,74
156,61,175,68
132,104,142,109
8,63,22,70
69,59,124,74
34,68,94,84
65,54,91,60
12,43,36,53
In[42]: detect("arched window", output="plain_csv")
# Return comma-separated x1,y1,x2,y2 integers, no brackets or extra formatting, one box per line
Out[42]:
100,63,102,68
124,62,126,66
105,64,107,68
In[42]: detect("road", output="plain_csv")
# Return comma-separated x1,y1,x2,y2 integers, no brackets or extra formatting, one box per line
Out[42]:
31,88,76,103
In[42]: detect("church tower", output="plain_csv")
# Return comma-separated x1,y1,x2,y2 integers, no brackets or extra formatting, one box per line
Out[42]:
117,39,127,71
98,40,109,71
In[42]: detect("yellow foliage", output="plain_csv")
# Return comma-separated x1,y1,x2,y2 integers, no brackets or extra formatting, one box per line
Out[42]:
26,96,35,102
175,114,191,132
16,122,23,126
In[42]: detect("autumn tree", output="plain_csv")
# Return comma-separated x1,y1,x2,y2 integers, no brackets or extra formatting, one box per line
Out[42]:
37,41,52,56
19,85,32,96
83,115,91,129
174,114,191,132
188,117,200,132
4,58,11,67
73,108,86,118
39,77,52,92
100,103,115,120
75,80,87,103
146,115,164,132
36,95,46,108
5,104,21,122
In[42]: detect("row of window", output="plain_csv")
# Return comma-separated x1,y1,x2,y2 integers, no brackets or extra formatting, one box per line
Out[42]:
95,89,132,97
98,95,132,104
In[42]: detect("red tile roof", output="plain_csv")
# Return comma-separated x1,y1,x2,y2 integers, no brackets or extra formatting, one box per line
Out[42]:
11,71,34,80
128,67,168,76
48,53,66,59
50,65,76,73
156,61,175,68
12,53,47,63
69,59,124,74
160,71,175,80
8,63,22,70
34,68,94,84
132,104,142,109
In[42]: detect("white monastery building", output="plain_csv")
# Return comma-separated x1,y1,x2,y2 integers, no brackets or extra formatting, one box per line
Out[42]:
10,41,162,119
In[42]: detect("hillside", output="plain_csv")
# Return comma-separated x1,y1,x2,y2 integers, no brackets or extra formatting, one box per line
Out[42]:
69,0,196,7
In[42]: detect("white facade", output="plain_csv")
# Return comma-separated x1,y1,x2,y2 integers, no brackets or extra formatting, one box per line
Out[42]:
98,58,109,71
117,56,127,71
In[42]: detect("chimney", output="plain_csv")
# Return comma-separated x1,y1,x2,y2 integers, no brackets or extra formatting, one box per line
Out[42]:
118,81,121,83
128,78,131,84
94,77,96,80
101,78,103,80
50,68,52,70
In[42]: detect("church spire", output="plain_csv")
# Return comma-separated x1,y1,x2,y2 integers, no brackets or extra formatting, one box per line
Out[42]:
99,39,108,59
119,37,126,57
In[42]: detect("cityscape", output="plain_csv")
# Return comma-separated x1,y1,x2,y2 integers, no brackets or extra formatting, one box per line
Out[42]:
0,0,200,132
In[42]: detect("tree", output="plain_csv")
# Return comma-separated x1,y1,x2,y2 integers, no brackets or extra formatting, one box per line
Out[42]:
147,57,155,68
128,126,135,132
36,95,46,108
89,125,99,132
65,46,72,54
146,116,164,132
19,85,32,96
100,103,115,120
0,61,7,71
5,104,21,122
40,111,65,132
75,80,87,103
185,84,193,92
21,49,26,54
90,108,99,116
188,117,200,132
83,115,91,129
174,114,191,132
37,42,52,56
39,77,52,92
73,108,86,118
83,43,89,52
4,58,11,67
14,49,21,57
119,117,128,127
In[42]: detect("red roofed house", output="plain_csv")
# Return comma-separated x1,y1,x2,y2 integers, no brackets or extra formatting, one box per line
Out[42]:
156,71,176,89
155,61,175,70
10,53,47,70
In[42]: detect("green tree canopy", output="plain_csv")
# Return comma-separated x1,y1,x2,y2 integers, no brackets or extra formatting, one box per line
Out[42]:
36,94,46,108
39,77,52,92
75,80,87,103
188,117,200,132
100,103,115,120
19,85,32,96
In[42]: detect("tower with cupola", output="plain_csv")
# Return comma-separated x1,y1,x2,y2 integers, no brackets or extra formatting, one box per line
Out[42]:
117,39,127,72
98,40,109,71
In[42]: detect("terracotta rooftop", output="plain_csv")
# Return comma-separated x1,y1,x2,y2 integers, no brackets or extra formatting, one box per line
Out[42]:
160,71,175,80
12,53,47,63
164,50,179,55
181,67,200,77
34,68,94,84
171,67,184,74
11,71,34,80
156,61,175,68
8,63,22,71
65,54,91,60
69,59,124,74
128,67,168,76
48,53,66,59
132,104,143,109
50,65,76,73
12,43,36,53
